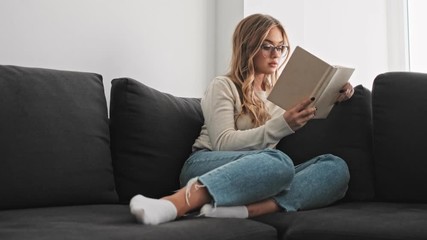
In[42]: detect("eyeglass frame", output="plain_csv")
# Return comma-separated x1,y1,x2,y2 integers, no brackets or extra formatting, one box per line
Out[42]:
259,43,290,59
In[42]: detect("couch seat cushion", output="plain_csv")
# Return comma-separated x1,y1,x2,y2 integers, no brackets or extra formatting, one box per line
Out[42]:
0,205,277,240
255,202,427,240
0,65,117,209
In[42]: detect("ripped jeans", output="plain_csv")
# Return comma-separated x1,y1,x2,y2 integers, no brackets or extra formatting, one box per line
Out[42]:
179,149,349,212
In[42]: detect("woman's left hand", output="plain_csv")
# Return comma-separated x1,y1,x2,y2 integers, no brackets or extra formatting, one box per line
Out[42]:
336,82,354,103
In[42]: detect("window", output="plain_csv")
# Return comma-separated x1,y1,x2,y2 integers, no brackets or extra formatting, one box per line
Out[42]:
407,0,427,72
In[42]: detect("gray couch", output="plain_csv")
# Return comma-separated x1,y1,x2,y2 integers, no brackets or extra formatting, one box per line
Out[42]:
1,64,427,240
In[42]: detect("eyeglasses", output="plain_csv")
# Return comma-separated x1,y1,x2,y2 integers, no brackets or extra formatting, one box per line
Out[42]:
260,44,290,58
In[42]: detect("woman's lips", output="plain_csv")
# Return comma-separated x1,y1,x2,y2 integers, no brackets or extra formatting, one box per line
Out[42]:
269,62,278,68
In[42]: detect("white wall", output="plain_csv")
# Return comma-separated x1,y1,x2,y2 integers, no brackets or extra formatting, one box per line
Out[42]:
0,0,405,103
243,0,391,90
214,0,244,75
0,0,215,102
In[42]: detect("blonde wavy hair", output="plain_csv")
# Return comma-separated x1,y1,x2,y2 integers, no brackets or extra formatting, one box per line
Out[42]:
228,14,290,127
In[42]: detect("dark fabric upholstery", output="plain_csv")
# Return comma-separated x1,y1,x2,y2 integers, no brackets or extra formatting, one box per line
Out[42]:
0,205,277,240
276,85,374,201
255,202,427,240
373,72,427,202
0,65,117,210
3,67,427,240
110,78,204,202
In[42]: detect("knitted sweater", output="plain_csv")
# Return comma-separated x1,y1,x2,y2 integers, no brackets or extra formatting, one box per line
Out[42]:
192,76,294,151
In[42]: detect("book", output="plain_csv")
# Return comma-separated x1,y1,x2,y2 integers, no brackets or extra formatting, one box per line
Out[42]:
267,46,355,119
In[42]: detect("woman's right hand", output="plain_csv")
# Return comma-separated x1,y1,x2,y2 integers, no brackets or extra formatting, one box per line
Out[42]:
283,98,317,131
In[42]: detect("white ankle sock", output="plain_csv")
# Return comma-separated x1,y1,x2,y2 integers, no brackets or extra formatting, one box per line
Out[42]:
129,195,177,225
200,204,248,219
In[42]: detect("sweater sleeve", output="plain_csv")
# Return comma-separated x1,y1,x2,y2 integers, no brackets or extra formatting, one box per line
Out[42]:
201,77,294,151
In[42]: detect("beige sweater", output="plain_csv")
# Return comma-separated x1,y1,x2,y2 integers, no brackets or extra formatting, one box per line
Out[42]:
192,76,294,151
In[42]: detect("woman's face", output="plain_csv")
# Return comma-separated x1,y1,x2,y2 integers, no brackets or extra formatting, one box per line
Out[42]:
253,26,285,75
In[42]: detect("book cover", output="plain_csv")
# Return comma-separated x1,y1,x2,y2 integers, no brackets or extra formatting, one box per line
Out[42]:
267,46,355,118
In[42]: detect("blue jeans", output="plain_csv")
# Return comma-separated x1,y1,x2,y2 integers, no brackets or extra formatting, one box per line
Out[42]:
179,149,349,212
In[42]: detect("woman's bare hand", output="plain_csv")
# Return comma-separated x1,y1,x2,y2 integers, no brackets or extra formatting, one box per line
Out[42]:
336,82,354,103
283,98,317,131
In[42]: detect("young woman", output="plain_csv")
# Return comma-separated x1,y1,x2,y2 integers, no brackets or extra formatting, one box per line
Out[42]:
130,13,353,225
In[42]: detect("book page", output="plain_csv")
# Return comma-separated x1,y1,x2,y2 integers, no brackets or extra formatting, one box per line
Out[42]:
313,67,355,118
267,46,354,118
268,46,332,111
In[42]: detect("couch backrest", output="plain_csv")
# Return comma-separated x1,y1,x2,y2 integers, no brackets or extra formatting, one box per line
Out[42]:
109,78,204,203
276,85,375,201
7,64,420,208
372,72,427,202
0,65,118,210
109,80,376,203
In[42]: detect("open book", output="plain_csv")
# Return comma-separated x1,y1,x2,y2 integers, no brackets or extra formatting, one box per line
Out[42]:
267,46,355,119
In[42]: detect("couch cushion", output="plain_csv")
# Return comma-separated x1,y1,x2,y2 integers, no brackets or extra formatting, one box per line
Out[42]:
0,205,277,240
276,85,374,201
0,65,117,210
372,72,427,202
110,78,204,202
255,202,427,240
